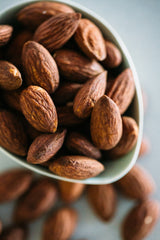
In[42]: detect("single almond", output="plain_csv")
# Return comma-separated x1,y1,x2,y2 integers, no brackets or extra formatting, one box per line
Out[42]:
0,225,27,240
34,13,81,52
20,86,58,133
0,25,13,46
73,71,107,118
2,88,22,111
49,155,104,180
90,95,122,150
139,137,150,158
74,18,106,60
53,49,104,82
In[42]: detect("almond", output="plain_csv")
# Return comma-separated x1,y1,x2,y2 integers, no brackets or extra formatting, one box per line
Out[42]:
14,178,57,223
139,137,150,158
20,86,58,133
107,68,135,114
0,25,13,46
0,225,27,240
74,18,106,60
0,169,33,203
43,207,78,240
0,61,22,90
66,132,102,159
122,200,160,240
27,129,67,164
53,49,104,82
17,1,74,29
2,88,22,111
90,95,122,150
116,165,155,200
0,219,2,234
73,71,107,118
34,13,81,52
87,184,117,221
58,180,85,203
0,110,28,156
49,155,104,180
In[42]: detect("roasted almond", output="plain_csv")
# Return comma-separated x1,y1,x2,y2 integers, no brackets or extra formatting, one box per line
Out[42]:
116,165,155,200
34,13,81,52
122,200,160,240
0,25,13,46
0,169,33,203
20,86,58,133
53,49,104,82
0,61,22,90
14,178,57,223
74,18,106,60
90,95,122,150
139,137,150,158
49,155,104,180
107,68,135,114
73,71,107,118
0,225,27,240
2,88,22,111
17,1,74,29
87,184,117,221
27,129,67,164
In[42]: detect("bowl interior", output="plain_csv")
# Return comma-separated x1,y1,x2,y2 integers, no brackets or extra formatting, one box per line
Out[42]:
0,0,143,184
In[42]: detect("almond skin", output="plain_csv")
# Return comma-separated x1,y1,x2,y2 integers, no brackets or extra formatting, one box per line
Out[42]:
49,155,104,180
17,1,74,30
139,137,150,157
0,61,22,90
87,184,117,221
122,200,160,240
90,95,122,150
116,165,155,200
74,18,106,61
2,88,22,111
20,86,58,133
107,68,135,114
73,71,107,118
14,178,57,223
34,13,81,52
22,41,59,93
27,129,67,164
0,110,28,156
53,49,104,82
0,225,28,240
58,180,85,203
66,132,102,159
0,169,33,203
43,207,78,240
0,25,13,46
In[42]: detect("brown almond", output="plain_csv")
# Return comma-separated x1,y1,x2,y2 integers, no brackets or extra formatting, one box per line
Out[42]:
73,71,107,118
49,155,104,180
20,86,58,133
14,178,57,223
74,18,106,60
58,180,85,203
0,25,13,46
66,132,102,159
54,49,104,82
0,110,28,156
0,225,27,240
34,13,81,52
17,1,74,30
22,41,59,93
139,137,150,157
0,61,22,90
108,116,139,158
0,219,2,234
116,165,155,200
0,169,33,203
2,88,22,111
107,68,135,114
90,95,122,150
87,184,117,221
27,129,67,164
43,207,77,240
102,40,122,68
122,200,160,240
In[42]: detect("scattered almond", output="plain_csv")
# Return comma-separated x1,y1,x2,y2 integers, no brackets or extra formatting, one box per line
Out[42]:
0,225,27,240
0,25,13,46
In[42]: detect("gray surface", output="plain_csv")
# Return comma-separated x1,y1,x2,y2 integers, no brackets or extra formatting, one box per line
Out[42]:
0,0,160,239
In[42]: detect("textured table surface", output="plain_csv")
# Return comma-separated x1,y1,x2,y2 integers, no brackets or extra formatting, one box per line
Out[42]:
0,0,160,239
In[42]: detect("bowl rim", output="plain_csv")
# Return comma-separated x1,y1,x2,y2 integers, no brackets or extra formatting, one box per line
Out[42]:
0,0,143,184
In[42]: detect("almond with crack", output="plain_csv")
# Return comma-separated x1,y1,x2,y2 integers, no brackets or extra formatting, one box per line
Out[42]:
90,95,122,150
20,86,58,133
0,25,13,46
0,225,27,240
34,13,81,51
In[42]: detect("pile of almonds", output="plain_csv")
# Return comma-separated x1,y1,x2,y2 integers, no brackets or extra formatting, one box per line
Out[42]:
0,1,138,180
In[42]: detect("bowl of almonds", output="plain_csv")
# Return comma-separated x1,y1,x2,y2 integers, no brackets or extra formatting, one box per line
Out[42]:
0,0,143,184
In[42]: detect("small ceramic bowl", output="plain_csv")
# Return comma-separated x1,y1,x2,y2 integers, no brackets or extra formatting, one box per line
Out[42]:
0,0,143,184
